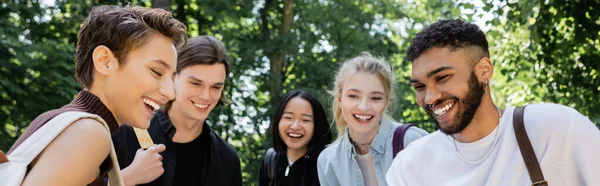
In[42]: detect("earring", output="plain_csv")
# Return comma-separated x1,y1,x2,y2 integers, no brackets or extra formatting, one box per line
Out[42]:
484,79,489,86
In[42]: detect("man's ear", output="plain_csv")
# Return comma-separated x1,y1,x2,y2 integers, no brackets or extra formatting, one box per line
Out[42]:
92,45,118,76
474,57,494,83
172,73,181,86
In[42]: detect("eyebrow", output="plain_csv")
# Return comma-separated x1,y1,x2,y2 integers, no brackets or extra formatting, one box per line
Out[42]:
152,60,171,70
427,66,454,78
348,88,384,95
410,66,454,84
189,76,225,86
283,111,314,118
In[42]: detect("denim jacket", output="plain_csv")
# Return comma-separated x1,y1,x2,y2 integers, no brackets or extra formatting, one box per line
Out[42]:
317,117,428,186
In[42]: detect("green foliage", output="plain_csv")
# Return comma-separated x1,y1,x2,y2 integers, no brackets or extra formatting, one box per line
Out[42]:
0,0,83,150
490,0,600,124
1,0,598,185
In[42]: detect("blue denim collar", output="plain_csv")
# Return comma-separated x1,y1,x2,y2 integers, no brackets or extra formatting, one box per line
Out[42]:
342,117,393,158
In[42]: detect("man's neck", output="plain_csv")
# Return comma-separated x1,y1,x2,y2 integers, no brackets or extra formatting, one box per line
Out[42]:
168,103,204,143
454,99,502,143
287,147,308,163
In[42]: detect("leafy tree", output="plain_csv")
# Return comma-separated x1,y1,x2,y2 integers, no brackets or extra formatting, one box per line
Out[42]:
487,0,600,125
1,1,598,185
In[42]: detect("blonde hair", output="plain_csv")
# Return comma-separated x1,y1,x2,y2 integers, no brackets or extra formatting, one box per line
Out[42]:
330,53,396,139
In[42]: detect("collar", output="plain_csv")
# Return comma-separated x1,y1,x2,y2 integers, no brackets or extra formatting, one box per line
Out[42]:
343,116,393,158
155,110,212,142
70,90,119,133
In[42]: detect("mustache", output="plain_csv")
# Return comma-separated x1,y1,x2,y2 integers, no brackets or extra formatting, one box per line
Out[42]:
424,95,458,110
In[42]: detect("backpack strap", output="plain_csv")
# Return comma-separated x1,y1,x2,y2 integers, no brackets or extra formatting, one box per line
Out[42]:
0,150,7,163
7,111,124,186
392,124,415,158
8,111,94,164
513,106,548,186
265,148,277,183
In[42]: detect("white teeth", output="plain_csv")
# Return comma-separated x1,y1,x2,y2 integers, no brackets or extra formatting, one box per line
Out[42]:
433,103,453,116
288,133,303,138
143,98,160,111
353,114,373,121
194,103,208,109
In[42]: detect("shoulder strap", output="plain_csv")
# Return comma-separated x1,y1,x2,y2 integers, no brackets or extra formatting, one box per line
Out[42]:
265,148,277,182
0,150,7,163
392,124,414,158
513,106,548,186
7,111,124,186
8,111,94,164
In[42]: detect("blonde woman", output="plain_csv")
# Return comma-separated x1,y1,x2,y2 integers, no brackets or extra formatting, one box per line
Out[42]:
317,54,428,186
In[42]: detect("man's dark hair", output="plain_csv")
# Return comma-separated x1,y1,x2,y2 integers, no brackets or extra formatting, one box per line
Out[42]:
75,5,188,88
271,90,333,157
162,36,232,112
406,19,489,62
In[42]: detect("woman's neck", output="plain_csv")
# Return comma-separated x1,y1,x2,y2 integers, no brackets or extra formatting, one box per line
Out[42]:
287,146,308,163
348,120,380,155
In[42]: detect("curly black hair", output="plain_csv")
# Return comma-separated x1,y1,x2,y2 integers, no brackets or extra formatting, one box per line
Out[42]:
406,19,489,62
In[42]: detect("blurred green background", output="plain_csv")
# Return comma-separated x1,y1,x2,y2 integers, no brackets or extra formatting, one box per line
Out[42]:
1,0,598,184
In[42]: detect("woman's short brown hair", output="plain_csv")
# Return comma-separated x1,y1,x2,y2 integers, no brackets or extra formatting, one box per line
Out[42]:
74,5,188,88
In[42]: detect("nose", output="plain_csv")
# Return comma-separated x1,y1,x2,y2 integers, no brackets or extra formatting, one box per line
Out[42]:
199,86,211,100
290,120,300,129
357,98,368,111
424,87,442,107
160,78,176,101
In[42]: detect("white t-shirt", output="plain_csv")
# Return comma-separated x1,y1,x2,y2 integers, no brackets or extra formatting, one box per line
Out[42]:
356,152,379,186
386,103,600,186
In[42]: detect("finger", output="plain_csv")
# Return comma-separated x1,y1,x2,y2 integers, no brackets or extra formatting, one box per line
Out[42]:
135,148,144,155
148,144,166,153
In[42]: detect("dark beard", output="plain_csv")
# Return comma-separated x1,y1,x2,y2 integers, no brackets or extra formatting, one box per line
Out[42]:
429,72,485,135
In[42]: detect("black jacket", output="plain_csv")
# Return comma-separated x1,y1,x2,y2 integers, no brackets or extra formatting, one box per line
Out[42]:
112,111,243,186
258,149,320,186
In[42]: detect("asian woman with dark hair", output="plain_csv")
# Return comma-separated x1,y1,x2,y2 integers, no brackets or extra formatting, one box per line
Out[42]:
259,90,332,186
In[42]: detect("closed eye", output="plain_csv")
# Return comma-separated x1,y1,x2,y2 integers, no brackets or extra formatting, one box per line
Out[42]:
436,75,451,82
151,69,162,77
371,97,383,100
413,84,425,91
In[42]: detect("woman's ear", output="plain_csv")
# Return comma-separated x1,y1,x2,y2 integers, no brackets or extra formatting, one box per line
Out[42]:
92,45,118,76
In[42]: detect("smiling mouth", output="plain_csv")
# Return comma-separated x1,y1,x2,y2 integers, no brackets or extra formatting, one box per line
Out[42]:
288,133,304,138
432,102,455,116
143,98,160,111
191,101,209,109
353,114,374,121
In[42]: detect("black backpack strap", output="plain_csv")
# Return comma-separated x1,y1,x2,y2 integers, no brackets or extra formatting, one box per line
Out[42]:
392,124,414,158
265,148,277,182
513,105,548,186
